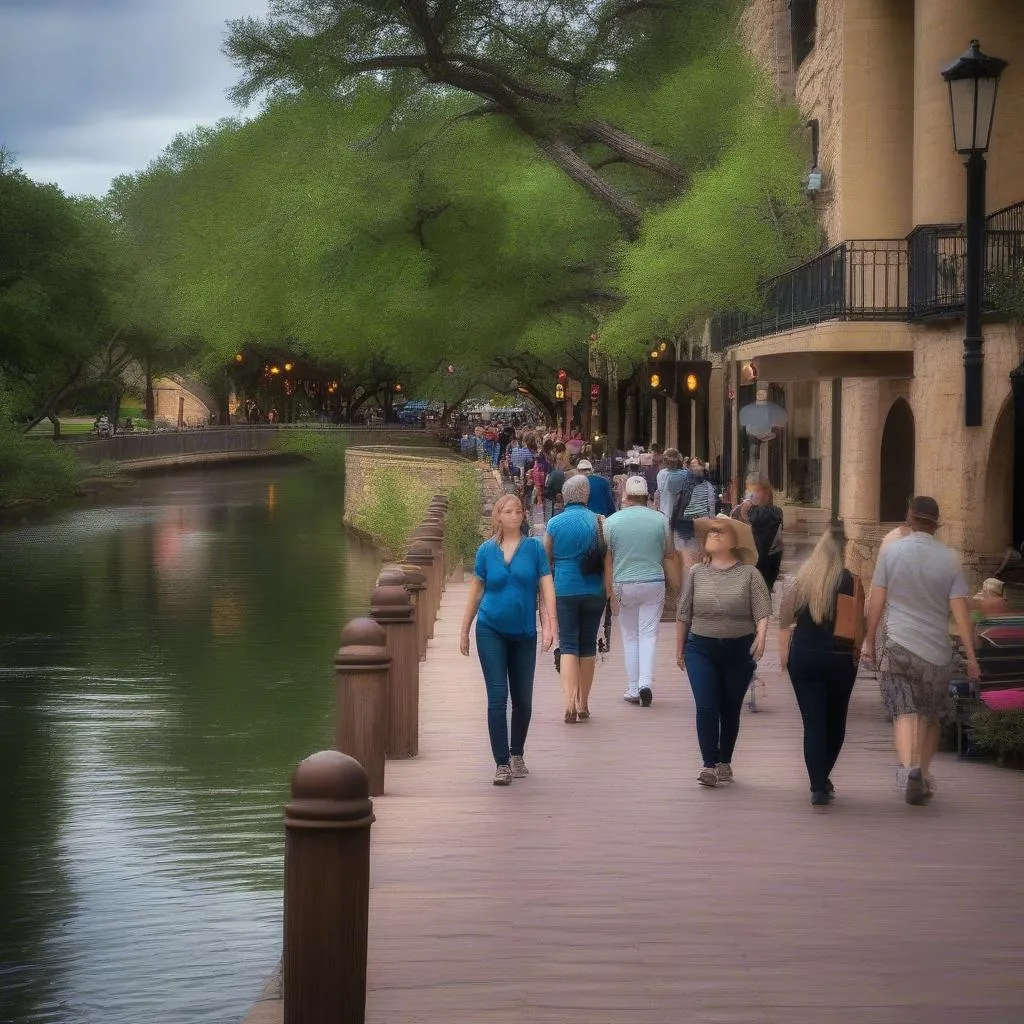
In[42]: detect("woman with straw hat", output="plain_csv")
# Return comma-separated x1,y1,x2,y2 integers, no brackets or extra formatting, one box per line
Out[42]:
676,516,772,787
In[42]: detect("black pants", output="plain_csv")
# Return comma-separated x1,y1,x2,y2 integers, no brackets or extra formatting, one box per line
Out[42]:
788,647,857,792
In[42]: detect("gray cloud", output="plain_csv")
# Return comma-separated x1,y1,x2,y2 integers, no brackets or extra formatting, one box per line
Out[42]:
0,0,268,195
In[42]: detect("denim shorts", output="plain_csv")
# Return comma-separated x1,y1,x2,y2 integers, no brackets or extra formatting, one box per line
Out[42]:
556,593,607,657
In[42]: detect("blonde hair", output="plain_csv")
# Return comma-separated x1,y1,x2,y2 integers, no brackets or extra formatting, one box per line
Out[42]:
490,493,524,537
791,527,846,625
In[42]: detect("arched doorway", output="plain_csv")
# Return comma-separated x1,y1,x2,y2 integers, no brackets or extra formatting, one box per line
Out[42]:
879,398,915,522
981,397,1014,554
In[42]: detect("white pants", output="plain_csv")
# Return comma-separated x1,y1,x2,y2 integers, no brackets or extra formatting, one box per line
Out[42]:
616,581,665,696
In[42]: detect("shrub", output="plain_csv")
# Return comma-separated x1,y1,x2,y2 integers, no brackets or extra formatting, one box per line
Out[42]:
353,466,430,558
0,424,81,505
968,706,1024,768
275,429,347,473
445,469,486,569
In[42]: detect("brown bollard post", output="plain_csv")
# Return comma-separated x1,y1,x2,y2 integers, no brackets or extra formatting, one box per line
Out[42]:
376,566,408,589
369,584,419,758
334,618,390,797
283,750,374,1024
405,541,440,639
397,563,429,660
411,523,446,585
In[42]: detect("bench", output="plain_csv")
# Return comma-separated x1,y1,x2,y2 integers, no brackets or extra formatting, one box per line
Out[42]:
953,613,1024,757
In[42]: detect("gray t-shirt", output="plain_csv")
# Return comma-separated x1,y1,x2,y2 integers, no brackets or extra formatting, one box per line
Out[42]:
871,532,969,666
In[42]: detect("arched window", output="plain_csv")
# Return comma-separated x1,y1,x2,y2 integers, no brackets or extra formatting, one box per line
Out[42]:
879,398,915,522
791,0,817,70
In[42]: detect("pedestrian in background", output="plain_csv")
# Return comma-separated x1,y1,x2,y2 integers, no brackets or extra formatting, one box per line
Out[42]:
605,476,678,706
545,474,607,723
460,494,557,786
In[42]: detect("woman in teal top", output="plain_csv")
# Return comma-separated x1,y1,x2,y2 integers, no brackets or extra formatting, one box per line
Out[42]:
544,474,607,723
460,494,556,786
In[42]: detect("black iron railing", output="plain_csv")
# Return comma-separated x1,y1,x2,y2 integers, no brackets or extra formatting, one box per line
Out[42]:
709,240,907,350
711,201,1024,348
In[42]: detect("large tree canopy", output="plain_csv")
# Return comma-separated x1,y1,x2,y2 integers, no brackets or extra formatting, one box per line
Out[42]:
224,0,747,237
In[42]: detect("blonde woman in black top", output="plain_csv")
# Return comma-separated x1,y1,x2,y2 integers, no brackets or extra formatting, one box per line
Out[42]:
676,517,772,788
779,525,858,806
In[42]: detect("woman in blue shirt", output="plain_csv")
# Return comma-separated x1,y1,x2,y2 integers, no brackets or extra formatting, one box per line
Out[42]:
460,493,556,786
544,474,607,723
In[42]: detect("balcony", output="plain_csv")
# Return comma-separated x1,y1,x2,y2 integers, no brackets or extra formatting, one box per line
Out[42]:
710,201,1024,350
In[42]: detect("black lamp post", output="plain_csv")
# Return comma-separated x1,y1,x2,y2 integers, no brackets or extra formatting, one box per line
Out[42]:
941,39,1008,428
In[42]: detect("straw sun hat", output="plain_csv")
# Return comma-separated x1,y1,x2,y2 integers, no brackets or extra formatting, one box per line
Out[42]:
694,515,759,565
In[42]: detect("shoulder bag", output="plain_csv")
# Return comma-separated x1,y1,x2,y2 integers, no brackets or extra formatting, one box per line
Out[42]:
833,572,865,648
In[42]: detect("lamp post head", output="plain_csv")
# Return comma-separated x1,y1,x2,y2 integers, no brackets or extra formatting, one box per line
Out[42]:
941,40,1008,154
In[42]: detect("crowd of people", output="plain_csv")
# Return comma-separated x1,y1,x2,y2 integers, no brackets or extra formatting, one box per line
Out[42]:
458,422,985,809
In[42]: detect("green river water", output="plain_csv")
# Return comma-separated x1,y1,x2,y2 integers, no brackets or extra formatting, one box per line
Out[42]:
0,464,381,1024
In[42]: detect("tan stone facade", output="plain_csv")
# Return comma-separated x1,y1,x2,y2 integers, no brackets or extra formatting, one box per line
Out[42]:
723,0,1024,584
152,377,215,427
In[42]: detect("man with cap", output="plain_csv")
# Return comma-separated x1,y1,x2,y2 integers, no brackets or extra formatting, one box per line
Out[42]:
865,496,980,805
604,476,679,705
577,459,616,517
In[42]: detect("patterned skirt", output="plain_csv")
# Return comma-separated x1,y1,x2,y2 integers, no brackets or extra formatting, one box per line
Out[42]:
878,639,953,720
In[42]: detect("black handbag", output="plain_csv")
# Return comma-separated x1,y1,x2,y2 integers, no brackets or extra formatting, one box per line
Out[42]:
579,516,606,576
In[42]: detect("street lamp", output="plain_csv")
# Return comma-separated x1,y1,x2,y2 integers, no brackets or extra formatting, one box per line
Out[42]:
941,39,1008,427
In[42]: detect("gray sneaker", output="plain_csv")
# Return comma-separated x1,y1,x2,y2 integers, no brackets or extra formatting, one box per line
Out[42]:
715,763,734,784
510,755,529,778
905,768,926,806
493,763,513,786
697,766,719,788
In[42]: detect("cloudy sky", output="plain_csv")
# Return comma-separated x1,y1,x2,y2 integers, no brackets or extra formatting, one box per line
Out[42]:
0,0,269,197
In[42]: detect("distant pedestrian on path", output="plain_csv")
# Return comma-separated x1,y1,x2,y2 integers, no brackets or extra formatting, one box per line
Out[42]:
576,459,616,517
604,476,678,707
779,525,860,806
676,517,771,788
864,496,980,805
459,494,557,786
545,474,607,723
861,519,912,670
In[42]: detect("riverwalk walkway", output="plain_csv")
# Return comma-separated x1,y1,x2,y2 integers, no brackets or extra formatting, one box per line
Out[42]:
247,576,1024,1024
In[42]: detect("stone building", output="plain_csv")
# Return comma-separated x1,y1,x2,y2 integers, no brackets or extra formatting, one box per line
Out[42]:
710,0,1024,583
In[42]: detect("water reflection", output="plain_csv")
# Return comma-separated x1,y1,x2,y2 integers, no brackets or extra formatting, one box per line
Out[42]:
0,466,380,1024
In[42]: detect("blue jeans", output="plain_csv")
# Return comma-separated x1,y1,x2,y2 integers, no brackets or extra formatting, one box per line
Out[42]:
476,623,537,765
556,593,607,657
684,633,756,768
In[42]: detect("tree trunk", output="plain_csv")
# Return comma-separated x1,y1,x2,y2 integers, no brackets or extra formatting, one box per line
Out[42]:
578,121,686,184
145,359,155,420
49,414,61,441
537,135,643,239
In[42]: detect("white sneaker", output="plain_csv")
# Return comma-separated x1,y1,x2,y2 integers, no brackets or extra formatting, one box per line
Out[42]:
623,692,641,705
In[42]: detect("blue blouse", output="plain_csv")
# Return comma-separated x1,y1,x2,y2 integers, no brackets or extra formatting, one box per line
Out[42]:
473,536,550,637
545,503,605,598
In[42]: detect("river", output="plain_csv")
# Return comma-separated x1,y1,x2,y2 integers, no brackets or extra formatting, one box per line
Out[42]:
0,464,381,1024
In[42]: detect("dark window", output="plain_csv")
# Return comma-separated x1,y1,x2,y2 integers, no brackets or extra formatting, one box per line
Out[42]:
807,119,820,167
879,399,915,522
790,0,817,69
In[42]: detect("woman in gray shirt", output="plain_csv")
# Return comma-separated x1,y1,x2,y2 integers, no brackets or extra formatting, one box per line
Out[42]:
676,516,772,788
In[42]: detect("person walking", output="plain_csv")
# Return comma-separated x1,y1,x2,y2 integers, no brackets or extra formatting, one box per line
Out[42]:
669,457,719,591
545,474,607,723
605,476,679,706
676,516,772,787
865,496,979,805
778,525,861,806
736,482,784,596
459,494,557,785
577,459,616,517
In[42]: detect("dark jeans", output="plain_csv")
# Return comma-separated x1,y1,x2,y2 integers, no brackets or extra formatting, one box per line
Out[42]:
476,622,536,765
555,593,607,657
684,633,756,768
788,647,858,792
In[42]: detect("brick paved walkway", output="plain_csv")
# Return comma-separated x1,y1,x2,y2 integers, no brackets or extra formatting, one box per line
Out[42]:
248,576,1024,1024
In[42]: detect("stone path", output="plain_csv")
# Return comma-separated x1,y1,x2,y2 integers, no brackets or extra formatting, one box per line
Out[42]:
246,576,1024,1024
